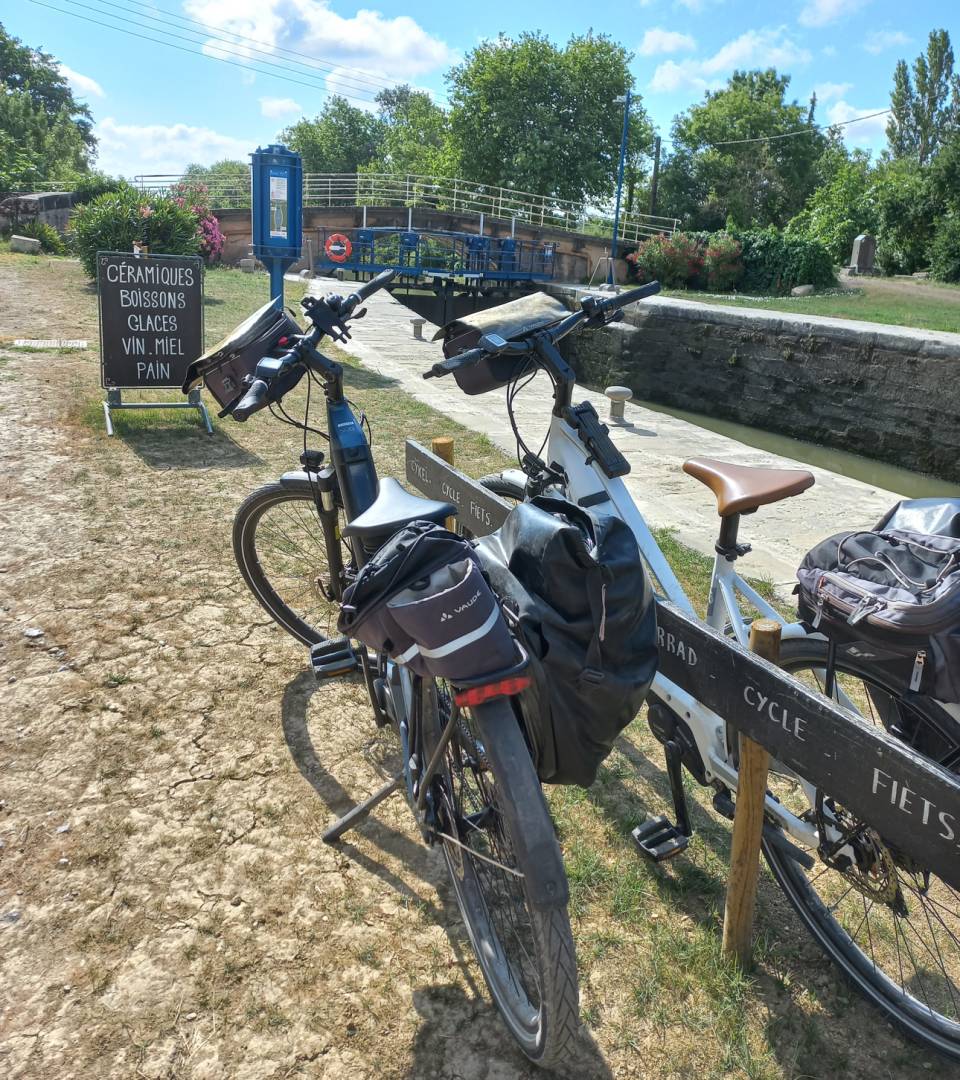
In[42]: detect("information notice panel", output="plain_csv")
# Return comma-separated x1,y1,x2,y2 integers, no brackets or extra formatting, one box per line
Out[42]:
97,251,203,390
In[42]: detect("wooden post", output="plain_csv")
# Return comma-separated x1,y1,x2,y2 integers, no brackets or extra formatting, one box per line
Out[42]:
722,618,780,967
431,437,457,532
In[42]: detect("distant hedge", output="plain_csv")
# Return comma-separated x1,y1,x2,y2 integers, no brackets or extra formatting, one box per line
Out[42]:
625,227,835,295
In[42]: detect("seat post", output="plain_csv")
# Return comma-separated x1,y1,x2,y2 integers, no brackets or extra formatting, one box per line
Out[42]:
716,513,742,561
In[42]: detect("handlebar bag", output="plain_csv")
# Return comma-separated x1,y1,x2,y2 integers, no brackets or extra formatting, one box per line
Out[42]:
436,292,569,396
337,522,515,681
797,498,960,706
476,496,658,787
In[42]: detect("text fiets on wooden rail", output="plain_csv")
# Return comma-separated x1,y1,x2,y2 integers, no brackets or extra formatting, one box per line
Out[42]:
406,439,960,897
97,250,209,435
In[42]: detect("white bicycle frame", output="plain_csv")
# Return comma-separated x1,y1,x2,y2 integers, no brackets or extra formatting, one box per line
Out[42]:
544,413,823,851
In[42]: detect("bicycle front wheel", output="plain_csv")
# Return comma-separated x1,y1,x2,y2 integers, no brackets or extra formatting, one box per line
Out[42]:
423,681,580,1068
767,637,960,1061
233,481,347,646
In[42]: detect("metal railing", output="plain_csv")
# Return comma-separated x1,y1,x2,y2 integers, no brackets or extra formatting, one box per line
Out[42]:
132,171,679,244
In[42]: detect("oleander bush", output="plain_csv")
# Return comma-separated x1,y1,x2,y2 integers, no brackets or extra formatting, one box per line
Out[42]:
14,219,66,254
625,231,704,288
70,185,201,278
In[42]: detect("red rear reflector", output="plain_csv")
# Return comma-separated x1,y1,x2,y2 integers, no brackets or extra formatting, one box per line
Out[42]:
454,676,531,708
278,336,289,345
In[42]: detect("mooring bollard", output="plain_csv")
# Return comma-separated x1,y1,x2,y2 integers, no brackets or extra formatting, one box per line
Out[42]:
431,437,457,531
722,618,779,967
411,317,427,340
605,385,632,422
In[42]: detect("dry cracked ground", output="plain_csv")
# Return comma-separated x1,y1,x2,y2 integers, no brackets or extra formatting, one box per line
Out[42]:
0,254,946,1080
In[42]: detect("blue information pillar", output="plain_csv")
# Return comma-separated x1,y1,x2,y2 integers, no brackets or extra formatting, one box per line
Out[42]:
251,144,303,304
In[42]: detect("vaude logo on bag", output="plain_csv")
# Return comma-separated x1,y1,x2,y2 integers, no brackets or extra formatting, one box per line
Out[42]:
440,589,483,622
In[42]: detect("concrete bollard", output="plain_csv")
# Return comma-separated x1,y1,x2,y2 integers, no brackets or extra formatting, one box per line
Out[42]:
605,385,632,422
411,317,427,341
240,257,257,273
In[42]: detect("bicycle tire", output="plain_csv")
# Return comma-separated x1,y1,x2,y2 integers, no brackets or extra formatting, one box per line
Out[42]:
479,473,525,504
766,636,960,1061
233,481,345,646
422,681,580,1067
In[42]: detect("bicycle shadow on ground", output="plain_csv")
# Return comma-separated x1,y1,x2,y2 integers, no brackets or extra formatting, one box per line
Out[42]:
407,985,614,1080
111,419,263,470
340,361,402,393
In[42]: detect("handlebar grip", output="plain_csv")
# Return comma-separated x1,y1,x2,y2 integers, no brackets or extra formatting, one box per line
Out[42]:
232,378,270,421
604,280,661,310
347,268,397,309
423,346,486,379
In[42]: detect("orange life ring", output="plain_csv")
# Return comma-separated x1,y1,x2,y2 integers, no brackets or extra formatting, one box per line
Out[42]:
325,233,352,263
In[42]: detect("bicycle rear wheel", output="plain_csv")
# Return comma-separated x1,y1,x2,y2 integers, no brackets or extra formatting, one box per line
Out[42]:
767,637,960,1061
422,681,580,1068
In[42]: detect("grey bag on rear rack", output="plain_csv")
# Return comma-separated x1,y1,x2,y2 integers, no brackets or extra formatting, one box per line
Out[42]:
337,521,517,681
476,496,658,787
797,497,960,704
434,292,569,396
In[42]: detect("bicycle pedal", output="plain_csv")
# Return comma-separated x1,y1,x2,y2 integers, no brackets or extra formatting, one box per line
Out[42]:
631,815,690,863
310,636,358,680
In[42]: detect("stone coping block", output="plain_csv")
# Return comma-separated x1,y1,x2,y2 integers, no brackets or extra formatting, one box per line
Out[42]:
10,234,41,255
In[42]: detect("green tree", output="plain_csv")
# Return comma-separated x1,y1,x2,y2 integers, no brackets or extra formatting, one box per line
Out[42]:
0,90,90,194
885,29,960,164
281,97,385,174
446,32,652,204
370,85,456,176
664,69,828,230
0,21,95,156
785,149,875,263
182,159,251,207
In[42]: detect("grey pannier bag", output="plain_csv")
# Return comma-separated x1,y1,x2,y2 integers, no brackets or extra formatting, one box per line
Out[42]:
797,498,960,703
337,520,517,682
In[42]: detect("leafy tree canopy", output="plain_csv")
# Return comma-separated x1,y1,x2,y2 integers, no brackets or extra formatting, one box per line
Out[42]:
281,97,385,174
663,69,828,230
370,85,457,177
446,32,652,204
0,21,95,154
886,29,960,165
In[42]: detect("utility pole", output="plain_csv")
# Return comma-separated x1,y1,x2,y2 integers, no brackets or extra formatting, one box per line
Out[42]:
649,135,662,218
608,89,631,286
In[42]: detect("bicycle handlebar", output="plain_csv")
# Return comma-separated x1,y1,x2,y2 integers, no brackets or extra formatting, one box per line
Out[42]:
233,377,270,421
423,280,661,382
341,268,397,316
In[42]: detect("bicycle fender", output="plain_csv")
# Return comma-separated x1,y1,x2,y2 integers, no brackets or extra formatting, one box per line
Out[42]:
278,469,337,494
472,700,570,910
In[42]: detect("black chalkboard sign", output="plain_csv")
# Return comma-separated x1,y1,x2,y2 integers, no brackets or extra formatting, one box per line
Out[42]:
97,252,203,389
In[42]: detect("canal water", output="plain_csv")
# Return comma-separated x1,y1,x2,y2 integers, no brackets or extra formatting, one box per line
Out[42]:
632,397,960,499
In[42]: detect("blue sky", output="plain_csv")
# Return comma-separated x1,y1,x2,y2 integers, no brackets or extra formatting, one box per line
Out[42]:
4,0,955,181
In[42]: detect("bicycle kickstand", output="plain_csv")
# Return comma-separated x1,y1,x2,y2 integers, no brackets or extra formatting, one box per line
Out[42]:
321,774,403,844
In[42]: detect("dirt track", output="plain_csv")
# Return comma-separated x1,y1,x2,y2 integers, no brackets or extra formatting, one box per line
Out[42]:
0,256,944,1080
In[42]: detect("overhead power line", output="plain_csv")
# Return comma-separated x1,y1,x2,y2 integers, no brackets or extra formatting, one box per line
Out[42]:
26,0,432,111
711,108,891,146
68,0,417,101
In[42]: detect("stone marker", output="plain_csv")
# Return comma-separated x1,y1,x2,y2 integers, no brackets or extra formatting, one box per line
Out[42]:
849,233,876,275
240,257,257,273
790,284,815,297
10,234,41,255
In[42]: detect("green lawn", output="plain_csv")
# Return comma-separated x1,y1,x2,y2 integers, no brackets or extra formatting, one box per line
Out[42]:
663,285,960,333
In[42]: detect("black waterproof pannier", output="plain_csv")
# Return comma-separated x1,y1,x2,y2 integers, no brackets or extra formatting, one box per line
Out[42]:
476,496,658,787
337,521,517,681
797,498,960,703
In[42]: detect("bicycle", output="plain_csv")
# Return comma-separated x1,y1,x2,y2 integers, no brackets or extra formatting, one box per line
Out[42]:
214,270,580,1068
421,283,960,1061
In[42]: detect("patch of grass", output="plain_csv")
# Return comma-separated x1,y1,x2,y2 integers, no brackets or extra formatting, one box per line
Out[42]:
664,284,960,333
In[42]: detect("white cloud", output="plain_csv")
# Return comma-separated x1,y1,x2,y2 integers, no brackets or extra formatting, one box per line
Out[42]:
94,118,251,177
638,29,696,57
826,100,888,150
184,0,452,99
863,30,911,54
58,64,105,99
798,0,870,28
648,28,811,94
259,96,302,118
814,81,853,101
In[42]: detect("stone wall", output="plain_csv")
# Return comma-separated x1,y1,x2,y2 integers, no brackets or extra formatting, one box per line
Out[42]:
548,285,960,483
